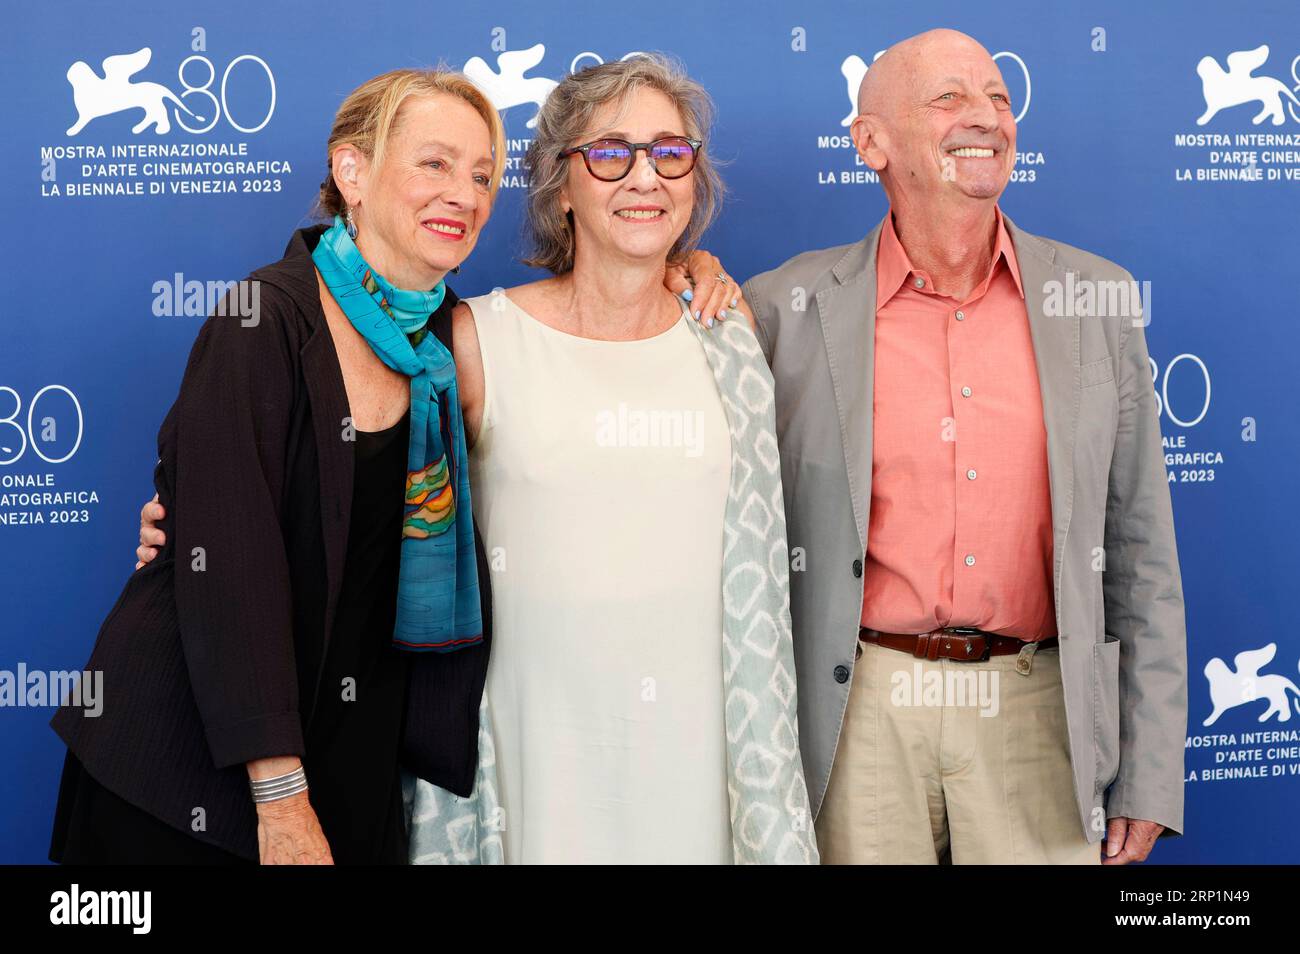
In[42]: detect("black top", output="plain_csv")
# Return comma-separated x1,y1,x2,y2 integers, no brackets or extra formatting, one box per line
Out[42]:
304,411,411,864
50,226,492,861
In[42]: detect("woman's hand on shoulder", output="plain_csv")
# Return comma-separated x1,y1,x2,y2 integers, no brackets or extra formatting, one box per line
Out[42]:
664,249,753,332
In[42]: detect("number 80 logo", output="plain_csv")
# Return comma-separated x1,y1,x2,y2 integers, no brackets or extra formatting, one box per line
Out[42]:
0,386,84,465
174,54,276,134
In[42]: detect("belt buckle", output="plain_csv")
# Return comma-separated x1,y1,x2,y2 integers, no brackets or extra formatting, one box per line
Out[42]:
946,626,992,662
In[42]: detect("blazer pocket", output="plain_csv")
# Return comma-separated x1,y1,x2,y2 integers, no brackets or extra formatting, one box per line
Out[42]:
1093,635,1122,792
1080,356,1115,389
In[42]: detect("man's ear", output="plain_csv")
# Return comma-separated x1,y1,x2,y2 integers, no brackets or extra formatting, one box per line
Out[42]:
331,145,369,209
850,114,887,172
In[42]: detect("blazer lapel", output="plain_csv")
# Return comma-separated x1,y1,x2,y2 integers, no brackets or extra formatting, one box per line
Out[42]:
1005,215,1079,622
301,292,354,725
815,222,883,552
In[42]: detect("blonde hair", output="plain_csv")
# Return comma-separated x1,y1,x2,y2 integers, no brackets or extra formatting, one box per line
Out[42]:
316,67,507,217
523,53,725,274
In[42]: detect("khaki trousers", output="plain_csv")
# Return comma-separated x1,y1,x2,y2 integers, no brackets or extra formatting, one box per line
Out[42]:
816,640,1100,865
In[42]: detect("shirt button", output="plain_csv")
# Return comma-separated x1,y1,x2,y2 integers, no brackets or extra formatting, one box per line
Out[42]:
964,554,976,567
913,277,925,289
961,386,972,398
852,558,863,578
967,469,977,480
955,310,966,321
833,665,851,684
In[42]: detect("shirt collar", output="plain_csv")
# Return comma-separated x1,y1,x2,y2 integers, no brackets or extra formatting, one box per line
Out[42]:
875,206,1024,311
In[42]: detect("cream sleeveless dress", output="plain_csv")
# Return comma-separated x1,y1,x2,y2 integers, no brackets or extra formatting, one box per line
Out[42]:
463,291,733,864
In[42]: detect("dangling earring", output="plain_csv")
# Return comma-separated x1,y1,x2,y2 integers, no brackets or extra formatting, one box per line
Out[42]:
345,206,358,239
451,265,460,275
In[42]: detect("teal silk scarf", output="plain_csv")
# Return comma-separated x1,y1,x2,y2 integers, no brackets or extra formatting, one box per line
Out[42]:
312,215,482,652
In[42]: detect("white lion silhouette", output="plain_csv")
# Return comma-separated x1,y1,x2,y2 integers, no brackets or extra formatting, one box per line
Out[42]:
463,44,557,130
1195,45,1300,126
66,47,200,136
839,55,869,127
1202,642,1300,726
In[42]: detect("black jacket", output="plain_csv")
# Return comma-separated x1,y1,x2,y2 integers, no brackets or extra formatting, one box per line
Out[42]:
50,225,492,860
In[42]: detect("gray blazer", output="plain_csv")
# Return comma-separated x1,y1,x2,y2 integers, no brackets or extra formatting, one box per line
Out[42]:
741,214,1187,842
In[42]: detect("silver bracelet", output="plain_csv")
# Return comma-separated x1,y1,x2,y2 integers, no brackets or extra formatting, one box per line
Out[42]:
249,765,308,803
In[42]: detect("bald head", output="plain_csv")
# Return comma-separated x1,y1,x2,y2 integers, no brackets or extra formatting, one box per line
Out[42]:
848,27,1016,214
856,29,997,118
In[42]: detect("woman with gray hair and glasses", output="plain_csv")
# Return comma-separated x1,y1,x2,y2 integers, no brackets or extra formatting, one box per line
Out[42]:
405,54,817,864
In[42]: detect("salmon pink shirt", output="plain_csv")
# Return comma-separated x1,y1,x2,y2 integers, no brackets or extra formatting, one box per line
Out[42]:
860,208,1057,640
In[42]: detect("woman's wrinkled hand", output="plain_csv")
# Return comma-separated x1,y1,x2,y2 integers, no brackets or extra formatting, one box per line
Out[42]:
256,791,335,865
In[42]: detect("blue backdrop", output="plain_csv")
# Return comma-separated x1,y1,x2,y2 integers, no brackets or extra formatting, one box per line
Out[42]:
3,0,1297,863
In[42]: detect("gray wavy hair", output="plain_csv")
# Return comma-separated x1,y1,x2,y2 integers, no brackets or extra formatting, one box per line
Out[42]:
522,53,725,274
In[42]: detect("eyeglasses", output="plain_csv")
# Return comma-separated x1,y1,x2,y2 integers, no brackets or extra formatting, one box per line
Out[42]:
560,136,703,181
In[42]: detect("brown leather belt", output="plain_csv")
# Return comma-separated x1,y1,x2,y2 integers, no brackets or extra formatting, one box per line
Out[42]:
859,626,1057,663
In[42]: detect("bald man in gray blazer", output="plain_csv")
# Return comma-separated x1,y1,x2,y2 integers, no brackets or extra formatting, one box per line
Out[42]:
734,29,1186,864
